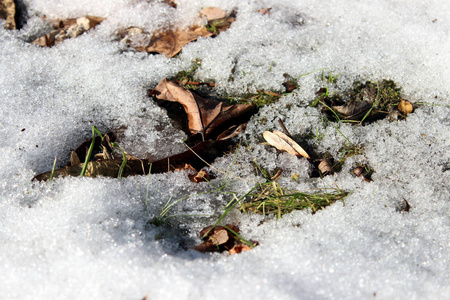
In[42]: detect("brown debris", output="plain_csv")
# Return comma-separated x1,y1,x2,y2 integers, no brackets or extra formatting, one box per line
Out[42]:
257,8,272,16
137,27,211,58
151,79,253,139
32,16,104,47
188,169,211,183
318,158,333,175
120,7,235,57
194,224,257,254
0,0,16,29
352,165,373,182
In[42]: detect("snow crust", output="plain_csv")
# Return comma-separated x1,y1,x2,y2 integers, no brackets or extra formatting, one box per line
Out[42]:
1,0,449,299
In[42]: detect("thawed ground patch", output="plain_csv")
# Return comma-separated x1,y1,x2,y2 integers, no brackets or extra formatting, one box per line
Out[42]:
0,0,449,299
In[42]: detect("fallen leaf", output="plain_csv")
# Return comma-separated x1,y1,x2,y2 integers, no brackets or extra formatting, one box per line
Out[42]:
138,27,211,58
0,0,16,29
398,99,413,115
208,229,229,245
200,7,227,21
263,130,310,159
70,151,81,166
318,158,333,175
151,79,253,139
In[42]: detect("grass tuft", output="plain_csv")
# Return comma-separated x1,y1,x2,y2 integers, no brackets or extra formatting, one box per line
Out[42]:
240,181,347,218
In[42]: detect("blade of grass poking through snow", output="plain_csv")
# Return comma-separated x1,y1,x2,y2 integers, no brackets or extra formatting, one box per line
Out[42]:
111,142,127,179
320,100,342,122
145,163,152,210
48,157,57,181
80,126,103,176
360,82,381,125
294,68,327,80
222,225,255,248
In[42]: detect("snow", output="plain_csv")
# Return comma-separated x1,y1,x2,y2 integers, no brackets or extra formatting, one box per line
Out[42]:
1,0,449,299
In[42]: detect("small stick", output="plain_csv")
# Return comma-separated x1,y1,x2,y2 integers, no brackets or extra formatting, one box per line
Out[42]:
278,118,292,137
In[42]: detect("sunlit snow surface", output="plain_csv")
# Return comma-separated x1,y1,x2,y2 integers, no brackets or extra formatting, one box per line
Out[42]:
1,0,449,299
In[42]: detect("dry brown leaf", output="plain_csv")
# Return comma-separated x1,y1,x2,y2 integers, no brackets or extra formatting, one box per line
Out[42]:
140,28,211,58
152,79,253,139
398,99,413,115
0,0,16,29
208,229,229,246
332,101,372,120
318,158,333,175
263,130,310,159
70,151,81,166
200,7,227,21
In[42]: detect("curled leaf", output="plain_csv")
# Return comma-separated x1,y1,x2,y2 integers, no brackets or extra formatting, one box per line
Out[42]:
318,158,333,175
263,130,310,158
151,79,253,139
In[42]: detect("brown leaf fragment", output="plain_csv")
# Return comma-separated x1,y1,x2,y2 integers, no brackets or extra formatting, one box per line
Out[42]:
352,165,373,182
200,7,227,21
194,224,256,254
257,8,272,16
353,166,364,177
141,28,210,58
0,0,16,29
70,151,81,166
228,244,253,255
263,130,310,159
332,101,372,120
151,79,253,139
32,29,64,47
318,158,333,175
32,16,104,47
188,169,211,183
398,99,413,115
208,229,229,245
